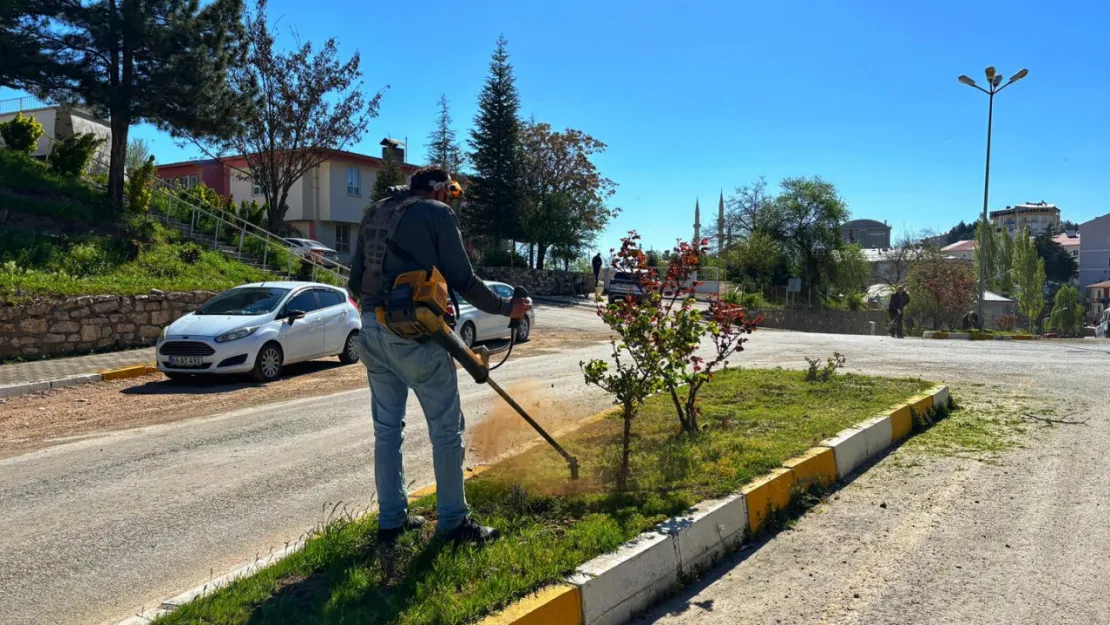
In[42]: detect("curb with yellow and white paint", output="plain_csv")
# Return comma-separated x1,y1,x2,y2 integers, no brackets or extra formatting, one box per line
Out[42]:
478,385,951,625
0,362,158,399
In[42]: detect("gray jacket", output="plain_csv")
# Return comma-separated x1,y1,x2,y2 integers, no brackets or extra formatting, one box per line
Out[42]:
348,186,511,317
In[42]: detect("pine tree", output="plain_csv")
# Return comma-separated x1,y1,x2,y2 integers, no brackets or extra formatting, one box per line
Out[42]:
465,35,523,247
426,94,465,174
372,150,405,201
2,0,248,208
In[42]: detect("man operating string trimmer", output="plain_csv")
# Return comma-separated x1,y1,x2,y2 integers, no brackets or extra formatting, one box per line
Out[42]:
348,166,530,546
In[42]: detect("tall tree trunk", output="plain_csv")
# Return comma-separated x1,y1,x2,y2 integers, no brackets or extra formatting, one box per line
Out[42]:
536,243,547,270
618,407,632,491
107,113,129,210
528,243,534,269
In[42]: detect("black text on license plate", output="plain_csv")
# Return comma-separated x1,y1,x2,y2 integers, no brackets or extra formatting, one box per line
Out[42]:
170,356,204,367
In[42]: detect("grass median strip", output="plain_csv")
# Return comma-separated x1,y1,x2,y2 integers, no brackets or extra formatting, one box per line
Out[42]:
155,368,931,625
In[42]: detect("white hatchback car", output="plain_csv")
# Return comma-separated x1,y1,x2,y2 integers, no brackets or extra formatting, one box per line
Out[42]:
156,282,362,382
451,281,534,348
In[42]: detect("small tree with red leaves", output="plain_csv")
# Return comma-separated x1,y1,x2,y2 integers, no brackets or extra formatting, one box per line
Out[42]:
649,239,761,435
581,232,664,490
583,231,762,488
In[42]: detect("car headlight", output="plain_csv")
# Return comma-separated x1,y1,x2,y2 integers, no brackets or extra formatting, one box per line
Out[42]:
215,326,260,343
158,326,168,343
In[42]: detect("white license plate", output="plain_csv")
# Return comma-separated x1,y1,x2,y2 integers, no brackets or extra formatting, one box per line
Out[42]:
169,356,204,367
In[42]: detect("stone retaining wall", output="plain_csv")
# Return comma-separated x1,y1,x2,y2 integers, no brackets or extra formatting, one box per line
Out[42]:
475,267,593,296
0,291,214,360
750,308,889,336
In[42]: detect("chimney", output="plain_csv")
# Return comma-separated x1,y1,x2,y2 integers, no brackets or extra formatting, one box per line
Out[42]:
380,138,405,164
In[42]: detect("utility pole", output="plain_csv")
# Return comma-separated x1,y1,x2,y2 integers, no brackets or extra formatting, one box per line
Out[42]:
958,66,1028,330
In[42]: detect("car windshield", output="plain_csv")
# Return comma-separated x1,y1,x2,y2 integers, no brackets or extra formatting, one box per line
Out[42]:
196,287,290,315
613,272,639,282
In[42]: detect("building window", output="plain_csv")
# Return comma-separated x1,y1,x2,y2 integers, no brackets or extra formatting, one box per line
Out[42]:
346,166,360,196
181,175,199,189
335,224,350,253
252,180,263,196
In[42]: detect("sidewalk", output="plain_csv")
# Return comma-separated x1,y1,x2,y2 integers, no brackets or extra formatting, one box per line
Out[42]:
0,347,155,387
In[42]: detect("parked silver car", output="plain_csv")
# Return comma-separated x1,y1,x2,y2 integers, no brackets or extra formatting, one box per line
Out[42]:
451,281,534,347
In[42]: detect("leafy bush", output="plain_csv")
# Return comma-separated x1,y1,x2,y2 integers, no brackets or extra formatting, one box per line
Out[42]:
805,353,846,382
47,132,105,177
1045,284,1083,337
0,112,44,155
846,292,864,311
740,291,766,309
721,288,742,305
481,248,529,268
178,243,203,265
996,313,1016,332
126,156,156,213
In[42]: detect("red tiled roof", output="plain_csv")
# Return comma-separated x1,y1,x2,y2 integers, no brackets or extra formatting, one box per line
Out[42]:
1053,233,1080,247
1087,281,1110,289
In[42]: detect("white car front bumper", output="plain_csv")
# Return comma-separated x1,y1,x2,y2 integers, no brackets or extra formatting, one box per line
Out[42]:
155,334,266,375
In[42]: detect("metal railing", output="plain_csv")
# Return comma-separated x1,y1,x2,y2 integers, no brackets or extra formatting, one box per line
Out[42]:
0,96,53,114
38,132,351,286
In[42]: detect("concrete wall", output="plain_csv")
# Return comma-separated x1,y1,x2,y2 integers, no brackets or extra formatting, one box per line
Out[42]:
749,308,888,335
0,291,213,360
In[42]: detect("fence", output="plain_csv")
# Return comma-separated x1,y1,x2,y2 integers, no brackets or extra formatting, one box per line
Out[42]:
0,96,52,115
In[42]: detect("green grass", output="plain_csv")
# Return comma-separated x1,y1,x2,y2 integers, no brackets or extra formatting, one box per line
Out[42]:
1,229,273,298
0,149,110,222
156,368,931,625
903,386,1032,457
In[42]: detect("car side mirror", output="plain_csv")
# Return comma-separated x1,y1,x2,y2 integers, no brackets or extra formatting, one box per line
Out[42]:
284,309,306,324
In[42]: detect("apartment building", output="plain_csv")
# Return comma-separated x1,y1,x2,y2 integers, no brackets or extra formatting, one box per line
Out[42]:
990,201,1060,236
156,139,418,263
1079,213,1110,290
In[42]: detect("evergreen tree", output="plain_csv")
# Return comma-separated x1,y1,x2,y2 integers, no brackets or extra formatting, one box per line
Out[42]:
973,216,1002,291
372,150,405,201
465,35,523,247
426,94,465,174
2,0,248,208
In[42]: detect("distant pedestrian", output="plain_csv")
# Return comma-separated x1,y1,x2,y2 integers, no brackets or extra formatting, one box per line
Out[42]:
888,285,910,338
591,252,603,289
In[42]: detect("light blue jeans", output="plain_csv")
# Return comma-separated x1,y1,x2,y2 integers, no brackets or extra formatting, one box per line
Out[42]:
358,313,469,532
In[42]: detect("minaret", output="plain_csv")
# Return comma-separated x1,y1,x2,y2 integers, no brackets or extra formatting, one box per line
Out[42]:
693,198,701,245
717,190,725,252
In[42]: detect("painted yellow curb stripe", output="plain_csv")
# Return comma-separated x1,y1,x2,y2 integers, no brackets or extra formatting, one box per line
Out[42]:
741,467,797,534
782,447,836,489
478,584,581,625
99,362,158,381
888,405,913,441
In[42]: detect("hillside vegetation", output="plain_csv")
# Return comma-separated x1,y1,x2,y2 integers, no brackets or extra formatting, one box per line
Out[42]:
0,150,275,299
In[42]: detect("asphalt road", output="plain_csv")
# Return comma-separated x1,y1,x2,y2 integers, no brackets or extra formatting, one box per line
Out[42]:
2,312,1108,625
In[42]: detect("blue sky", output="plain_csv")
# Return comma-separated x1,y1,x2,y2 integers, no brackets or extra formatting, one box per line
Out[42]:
5,0,1109,253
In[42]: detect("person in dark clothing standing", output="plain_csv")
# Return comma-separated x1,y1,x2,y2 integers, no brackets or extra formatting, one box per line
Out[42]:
888,285,910,338
591,253,603,289
348,167,530,546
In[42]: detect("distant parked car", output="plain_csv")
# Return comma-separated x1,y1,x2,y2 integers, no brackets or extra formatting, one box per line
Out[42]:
1097,309,1110,338
607,270,648,303
285,238,340,265
156,282,361,382
451,281,534,347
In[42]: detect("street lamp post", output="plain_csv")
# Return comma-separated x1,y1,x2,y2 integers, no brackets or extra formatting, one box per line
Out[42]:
958,66,1028,330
